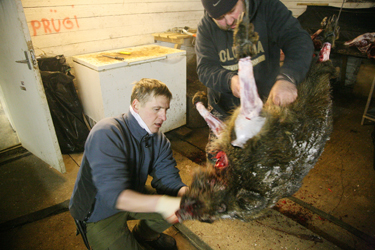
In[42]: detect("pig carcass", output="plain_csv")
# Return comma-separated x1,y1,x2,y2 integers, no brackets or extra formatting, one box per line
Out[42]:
344,32,375,59
177,12,338,223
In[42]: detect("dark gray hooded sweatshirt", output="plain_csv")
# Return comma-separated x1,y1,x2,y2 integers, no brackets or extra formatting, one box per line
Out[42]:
195,0,314,118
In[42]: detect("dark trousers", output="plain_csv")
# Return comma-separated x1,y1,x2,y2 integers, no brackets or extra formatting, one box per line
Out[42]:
86,211,171,250
86,186,171,250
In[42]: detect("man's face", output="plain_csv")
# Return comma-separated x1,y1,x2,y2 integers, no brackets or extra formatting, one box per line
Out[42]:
213,0,245,31
133,95,170,133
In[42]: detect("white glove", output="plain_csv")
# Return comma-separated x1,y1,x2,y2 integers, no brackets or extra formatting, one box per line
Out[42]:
155,195,181,224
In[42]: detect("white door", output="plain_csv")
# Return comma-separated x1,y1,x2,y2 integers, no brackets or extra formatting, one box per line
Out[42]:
0,0,65,173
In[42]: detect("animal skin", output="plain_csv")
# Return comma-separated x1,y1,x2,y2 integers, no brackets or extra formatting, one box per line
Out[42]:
311,15,340,51
344,32,375,59
177,12,338,223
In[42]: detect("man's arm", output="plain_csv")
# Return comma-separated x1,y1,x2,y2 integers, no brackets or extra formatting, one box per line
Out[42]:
85,119,134,211
266,0,314,106
268,0,313,85
267,79,297,106
86,119,187,223
115,189,160,213
115,186,188,212
150,136,187,196
116,187,187,224
230,75,240,98
231,65,298,106
195,16,237,94
177,186,189,196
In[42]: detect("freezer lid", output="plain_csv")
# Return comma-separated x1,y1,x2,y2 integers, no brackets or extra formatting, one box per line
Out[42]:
72,44,186,71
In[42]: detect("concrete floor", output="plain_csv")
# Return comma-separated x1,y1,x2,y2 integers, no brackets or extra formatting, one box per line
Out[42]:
0,84,375,250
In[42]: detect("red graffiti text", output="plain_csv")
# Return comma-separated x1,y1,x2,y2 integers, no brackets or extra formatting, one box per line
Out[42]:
30,10,79,36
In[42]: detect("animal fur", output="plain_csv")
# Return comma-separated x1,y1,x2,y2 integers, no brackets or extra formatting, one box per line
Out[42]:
177,9,338,222
178,58,336,223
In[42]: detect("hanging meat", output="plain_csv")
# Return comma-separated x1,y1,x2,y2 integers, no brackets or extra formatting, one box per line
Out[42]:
311,15,340,51
176,11,338,223
344,32,375,59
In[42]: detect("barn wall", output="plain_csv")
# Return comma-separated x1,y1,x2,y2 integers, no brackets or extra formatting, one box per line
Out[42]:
22,0,204,59
283,0,375,17
21,0,374,59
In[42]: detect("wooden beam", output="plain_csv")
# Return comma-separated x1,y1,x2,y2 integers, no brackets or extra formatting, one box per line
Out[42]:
153,36,185,45
297,3,329,6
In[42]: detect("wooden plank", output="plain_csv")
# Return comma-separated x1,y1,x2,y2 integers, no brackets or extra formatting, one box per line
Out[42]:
284,0,375,9
288,196,375,246
21,0,205,62
171,34,191,39
287,0,344,3
0,145,31,166
26,11,202,37
21,0,201,8
23,2,203,20
157,32,190,39
297,2,328,5
174,223,214,250
34,34,154,59
153,36,184,45
0,200,70,231
24,11,203,30
159,32,178,38
28,20,199,49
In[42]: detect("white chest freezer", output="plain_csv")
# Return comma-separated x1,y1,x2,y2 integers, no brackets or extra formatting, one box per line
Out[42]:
72,44,186,133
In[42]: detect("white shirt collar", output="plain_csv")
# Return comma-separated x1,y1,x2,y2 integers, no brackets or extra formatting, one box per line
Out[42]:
129,105,152,135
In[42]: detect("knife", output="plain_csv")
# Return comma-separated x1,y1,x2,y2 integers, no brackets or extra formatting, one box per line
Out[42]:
102,55,124,61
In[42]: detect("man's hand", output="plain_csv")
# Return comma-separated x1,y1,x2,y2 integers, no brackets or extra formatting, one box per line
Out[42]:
267,80,297,106
116,190,183,224
155,196,182,224
230,75,240,98
177,186,189,197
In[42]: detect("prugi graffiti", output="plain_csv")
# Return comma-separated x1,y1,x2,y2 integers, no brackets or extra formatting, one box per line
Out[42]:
30,6,79,36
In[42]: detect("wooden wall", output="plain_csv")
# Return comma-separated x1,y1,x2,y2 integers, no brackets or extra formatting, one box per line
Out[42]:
284,0,375,17
22,0,204,59
21,0,374,59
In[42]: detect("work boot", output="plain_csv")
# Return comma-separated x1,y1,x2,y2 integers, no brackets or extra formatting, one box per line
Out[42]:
133,231,177,250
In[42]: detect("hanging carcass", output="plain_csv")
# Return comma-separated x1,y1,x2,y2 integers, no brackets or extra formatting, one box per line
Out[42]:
344,32,375,59
177,11,338,223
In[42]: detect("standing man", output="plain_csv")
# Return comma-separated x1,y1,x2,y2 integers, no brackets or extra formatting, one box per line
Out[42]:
70,78,188,250
196,0,314,120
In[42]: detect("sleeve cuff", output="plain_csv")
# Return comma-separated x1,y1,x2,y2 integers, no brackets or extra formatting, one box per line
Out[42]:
276,73,296,85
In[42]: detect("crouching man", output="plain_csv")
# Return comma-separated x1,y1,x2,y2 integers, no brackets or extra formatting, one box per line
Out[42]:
69,78,188,250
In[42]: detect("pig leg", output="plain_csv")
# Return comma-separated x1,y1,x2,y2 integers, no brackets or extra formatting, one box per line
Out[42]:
319,42,331,62
239,57,263,119
195,102,226,138
344,32,375,47
344,32,375,56
231,57,265,148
